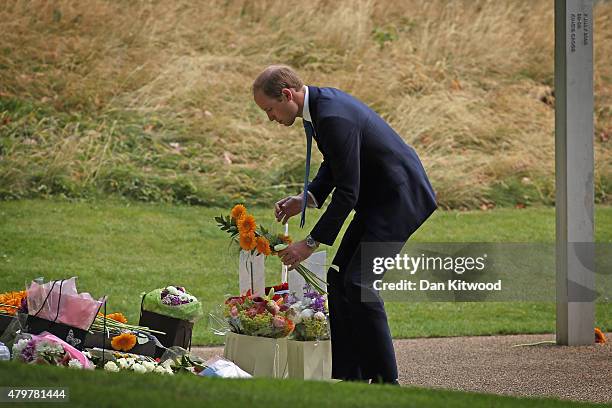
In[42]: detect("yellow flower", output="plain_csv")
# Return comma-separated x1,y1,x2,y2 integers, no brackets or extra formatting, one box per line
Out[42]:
0,290,26,316
239,231,257,251
230,204,247,221
256,236,271,256
237,214,257,235
111,333,137,351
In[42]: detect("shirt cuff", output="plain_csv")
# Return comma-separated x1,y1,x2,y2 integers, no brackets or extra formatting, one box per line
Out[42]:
306,191,319,208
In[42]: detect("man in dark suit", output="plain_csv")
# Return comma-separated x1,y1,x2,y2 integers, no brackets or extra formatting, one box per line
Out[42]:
253,65,437,384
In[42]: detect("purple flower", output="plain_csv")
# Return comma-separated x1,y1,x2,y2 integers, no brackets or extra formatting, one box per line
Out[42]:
19,297,28,313
170,296,181,306
21,340,37,362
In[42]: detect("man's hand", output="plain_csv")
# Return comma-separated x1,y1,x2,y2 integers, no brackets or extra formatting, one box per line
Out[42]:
274,195,304,224
278,240,315,270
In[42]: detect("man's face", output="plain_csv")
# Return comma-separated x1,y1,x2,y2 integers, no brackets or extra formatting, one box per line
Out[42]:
254,89,298,126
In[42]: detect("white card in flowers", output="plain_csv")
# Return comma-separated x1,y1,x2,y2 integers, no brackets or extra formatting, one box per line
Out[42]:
289,251,327,300
239,250,265,297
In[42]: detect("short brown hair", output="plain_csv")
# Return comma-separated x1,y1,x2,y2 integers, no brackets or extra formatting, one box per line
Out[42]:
253,65,304,100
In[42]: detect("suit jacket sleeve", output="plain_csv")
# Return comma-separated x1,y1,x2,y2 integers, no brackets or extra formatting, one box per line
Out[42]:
307,160,333,209
309,116,361,246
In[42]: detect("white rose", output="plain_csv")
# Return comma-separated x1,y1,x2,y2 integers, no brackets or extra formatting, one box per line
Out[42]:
104,361,119,372
116,358,130,369
165,366,174,375
154,365,167,375
300,309,314,319
179,294,189,302
142,361,156,372
161,359,175,369
12,339,29,355
68,359,83,369
314,311,326,321
167,286,180,296
131,363,146,373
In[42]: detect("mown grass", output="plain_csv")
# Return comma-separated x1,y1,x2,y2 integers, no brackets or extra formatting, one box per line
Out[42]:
0,361,606,408
0,0,610,209
0,200,610,345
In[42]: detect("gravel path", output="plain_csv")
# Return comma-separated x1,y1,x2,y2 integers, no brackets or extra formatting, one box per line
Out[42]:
192,333,611,404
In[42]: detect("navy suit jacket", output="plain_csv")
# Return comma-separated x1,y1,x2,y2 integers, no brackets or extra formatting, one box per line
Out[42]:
306,86,437,246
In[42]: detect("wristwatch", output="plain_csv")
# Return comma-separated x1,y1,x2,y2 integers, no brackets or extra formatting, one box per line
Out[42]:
305,234,320,249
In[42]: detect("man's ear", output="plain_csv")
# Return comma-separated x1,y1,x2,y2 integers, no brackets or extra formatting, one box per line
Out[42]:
282,88,292,102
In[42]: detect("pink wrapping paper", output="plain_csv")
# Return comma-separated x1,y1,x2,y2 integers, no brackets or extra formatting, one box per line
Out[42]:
36,332,93,369
27,277,105,331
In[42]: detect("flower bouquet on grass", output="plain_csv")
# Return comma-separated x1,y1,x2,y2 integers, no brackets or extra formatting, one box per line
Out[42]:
102,357,175,375
141,286,202,322
12,333,92,369
0,290,27,316
215,204,327,294
224,289,294,338
87,346,207,375
82,311,165,356
140,286,202,352
0,290,27,336
287,288,330,341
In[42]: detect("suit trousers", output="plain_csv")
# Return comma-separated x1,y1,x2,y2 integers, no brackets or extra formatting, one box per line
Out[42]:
327,184,416,383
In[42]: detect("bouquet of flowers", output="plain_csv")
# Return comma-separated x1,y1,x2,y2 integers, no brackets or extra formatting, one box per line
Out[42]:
12,333,92,369
102,357,174,375
223,289,295,338
85,348,175,375
0,290,27,315
215,204,327,294
141,286,202,322
287,288,330,341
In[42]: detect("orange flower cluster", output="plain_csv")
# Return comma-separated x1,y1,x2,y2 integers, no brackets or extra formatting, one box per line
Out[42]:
107,313,128,324
0,290,26,315
231,204,271,255
595,327,607,344
111,332,137,351
97,312,128,324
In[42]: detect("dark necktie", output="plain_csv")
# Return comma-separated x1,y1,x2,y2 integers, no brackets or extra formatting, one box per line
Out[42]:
300,119,314,228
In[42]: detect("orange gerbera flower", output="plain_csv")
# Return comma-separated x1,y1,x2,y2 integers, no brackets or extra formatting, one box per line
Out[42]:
111,333,137,351
230,204,247,221
595,327,607,344
239,231,257,251
0,290,26,315
237,214,257,234
256,236,271,256
105,313,128,324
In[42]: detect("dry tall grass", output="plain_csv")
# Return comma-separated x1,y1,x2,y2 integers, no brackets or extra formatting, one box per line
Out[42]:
0,0,610,208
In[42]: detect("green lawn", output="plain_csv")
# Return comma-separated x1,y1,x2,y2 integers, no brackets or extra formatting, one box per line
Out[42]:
0,361,606,408
0,199,610,345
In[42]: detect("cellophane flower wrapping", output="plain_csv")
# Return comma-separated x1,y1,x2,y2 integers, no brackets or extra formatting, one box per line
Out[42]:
11,332,92,369
26,278,105,331
286,289,330,341
142,286,202,322
221,288,295,339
